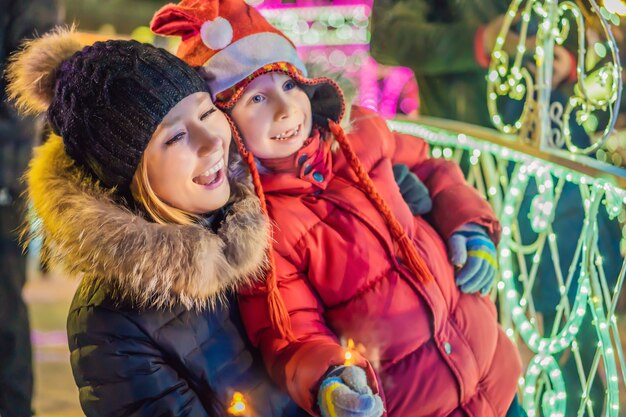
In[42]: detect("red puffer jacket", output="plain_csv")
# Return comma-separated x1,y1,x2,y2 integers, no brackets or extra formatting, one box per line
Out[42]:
240,106,521,417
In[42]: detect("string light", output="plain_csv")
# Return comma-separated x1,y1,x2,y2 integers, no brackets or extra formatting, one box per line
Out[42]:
523,354,566,417
228,392,249,416
258,5,372,47
485,0,621,154
389,120,625,417
344,338,356,366
604,0,626,17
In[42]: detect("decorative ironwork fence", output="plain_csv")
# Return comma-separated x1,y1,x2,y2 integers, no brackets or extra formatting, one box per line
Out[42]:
391,117,626,416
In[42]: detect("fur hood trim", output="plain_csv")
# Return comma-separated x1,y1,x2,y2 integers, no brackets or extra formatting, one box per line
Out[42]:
25,135,269,310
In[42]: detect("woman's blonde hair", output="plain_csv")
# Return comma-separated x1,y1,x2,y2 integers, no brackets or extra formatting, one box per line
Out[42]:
131,156,200,225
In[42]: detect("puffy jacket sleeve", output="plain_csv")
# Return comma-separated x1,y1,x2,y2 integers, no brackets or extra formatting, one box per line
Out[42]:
350,105,500,242
238,252,381,415
68,305,209,417
385,121,501,243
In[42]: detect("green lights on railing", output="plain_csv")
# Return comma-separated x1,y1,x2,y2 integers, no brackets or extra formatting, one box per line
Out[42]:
485,0,622,156
389,119,626,417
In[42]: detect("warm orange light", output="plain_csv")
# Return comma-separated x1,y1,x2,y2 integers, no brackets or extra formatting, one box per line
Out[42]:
228,392,247,416
344,338,355,366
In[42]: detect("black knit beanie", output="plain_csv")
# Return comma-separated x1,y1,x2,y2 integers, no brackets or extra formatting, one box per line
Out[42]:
47,40,208,192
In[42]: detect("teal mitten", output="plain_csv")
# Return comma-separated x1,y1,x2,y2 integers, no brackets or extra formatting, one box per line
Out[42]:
393,164,432,215
318,366,384,417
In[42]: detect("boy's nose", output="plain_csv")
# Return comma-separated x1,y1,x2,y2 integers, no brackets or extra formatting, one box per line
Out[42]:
274,96,293,121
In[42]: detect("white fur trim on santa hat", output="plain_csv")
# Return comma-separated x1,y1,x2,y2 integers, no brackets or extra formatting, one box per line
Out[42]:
200,17,233,51
201,32,307,99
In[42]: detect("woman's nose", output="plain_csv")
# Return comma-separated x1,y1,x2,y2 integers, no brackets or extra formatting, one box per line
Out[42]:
192,124,221,156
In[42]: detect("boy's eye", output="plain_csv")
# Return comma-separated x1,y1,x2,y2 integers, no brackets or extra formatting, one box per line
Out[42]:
283,80,297,91
251,94,265,104
200,108,217,121
165,132,185,146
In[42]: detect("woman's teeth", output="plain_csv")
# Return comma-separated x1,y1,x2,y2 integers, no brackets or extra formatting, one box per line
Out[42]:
193,159,225,185
271,125,301,141
202,159,224,176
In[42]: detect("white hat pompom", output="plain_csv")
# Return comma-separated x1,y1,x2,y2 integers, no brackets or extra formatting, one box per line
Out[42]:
200,17,233,50
6,25,83,116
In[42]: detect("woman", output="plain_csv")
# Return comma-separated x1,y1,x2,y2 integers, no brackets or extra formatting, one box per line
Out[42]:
7,27,306,417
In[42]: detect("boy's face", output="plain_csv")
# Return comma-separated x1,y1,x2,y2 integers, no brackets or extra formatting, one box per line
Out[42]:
231,72,312,160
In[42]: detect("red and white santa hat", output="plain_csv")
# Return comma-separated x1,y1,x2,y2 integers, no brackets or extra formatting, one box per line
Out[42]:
151,0,345,126
150,0,307,99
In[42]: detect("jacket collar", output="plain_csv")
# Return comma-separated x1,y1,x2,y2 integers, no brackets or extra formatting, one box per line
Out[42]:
258,129,334,194
25,135,269,310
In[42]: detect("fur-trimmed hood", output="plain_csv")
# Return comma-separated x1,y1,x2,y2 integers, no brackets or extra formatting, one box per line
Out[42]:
25,134,269,310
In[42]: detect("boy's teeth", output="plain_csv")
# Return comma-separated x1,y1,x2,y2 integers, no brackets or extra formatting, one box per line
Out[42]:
272,125,300,140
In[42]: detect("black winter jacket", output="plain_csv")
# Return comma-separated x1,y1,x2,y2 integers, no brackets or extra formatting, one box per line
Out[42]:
26,135,307,417
68,286,305,417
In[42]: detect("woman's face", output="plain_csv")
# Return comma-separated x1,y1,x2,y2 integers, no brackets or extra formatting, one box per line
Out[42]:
143,92,232,214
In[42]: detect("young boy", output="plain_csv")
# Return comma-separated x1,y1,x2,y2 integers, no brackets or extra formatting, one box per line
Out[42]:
152,1,525,416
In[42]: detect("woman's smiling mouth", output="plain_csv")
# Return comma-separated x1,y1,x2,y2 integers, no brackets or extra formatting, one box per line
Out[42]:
193,159,225,188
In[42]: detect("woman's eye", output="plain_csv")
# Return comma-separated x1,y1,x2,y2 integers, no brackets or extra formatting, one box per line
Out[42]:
251,94,265,104
283,80,296,91
200,108,216,121
165,132,185,146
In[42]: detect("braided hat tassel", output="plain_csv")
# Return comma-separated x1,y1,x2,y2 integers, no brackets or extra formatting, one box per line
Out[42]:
329,121,433,284
230,119,295,341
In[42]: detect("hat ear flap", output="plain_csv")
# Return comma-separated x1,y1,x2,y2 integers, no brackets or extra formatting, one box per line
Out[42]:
301,80,345,127
150,4,202,40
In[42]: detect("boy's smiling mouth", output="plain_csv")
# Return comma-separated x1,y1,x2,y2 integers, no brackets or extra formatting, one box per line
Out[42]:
270,124,301,141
